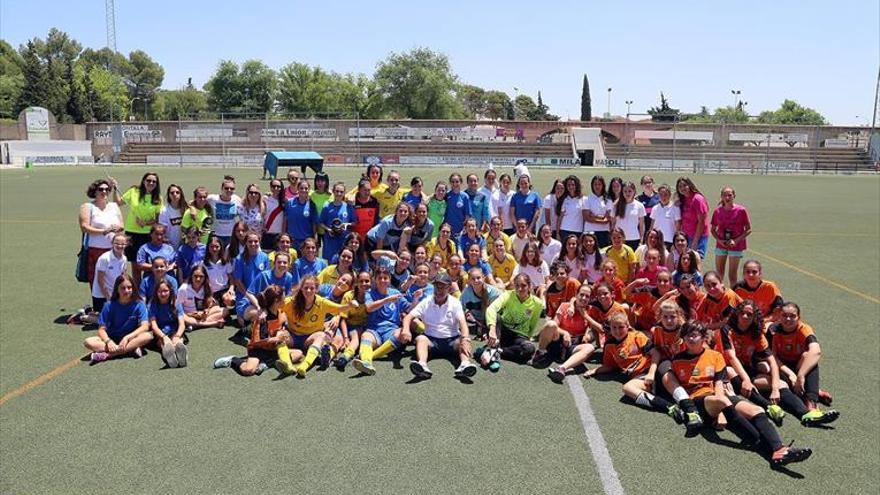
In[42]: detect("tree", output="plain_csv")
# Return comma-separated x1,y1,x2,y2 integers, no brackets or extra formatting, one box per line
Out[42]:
17,29,83,122
0,40,25,119
484,90,511,120
514,94,538,121
205,60,276,115
647,92,680,122
276,62,335,116
17,40,50,115
458,84,486,119
127,50,164,119
684,105,749,123
580,74,591,121
152,87,208,120
532,91,559,121
374,47,461,119
87,65,129,121
756,99,827,125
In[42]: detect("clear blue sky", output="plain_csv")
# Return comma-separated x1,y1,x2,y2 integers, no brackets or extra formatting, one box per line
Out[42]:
2,0,877,124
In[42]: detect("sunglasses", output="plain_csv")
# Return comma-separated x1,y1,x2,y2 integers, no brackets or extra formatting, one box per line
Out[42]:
97,186,110,192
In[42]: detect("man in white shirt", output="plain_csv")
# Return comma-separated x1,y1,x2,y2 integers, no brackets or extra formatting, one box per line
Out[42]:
402,273,478,379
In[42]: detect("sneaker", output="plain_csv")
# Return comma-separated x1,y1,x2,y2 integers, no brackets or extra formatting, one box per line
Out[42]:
319,344,332,370
274,360,295,375
254,363,268,375
333,355,350,371
295,365,308,378
352,358,376,376
547,366,567,384
528,350,549,368
161,343,179,368
771,442,812,467
454,361,477,378
800,408,840,427
175,343,188,368
90,352,109,364
132,347,145,359
213,355,234,369
767,404,786,427
667,404,686,425
684,412,704,437
818,389,834,406
67,308,87,325
488,359,501,373
410,361,433,379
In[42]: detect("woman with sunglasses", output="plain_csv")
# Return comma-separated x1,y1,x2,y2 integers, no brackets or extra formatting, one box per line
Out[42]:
80,179,124,298
240,183,266,238
262,179,286,251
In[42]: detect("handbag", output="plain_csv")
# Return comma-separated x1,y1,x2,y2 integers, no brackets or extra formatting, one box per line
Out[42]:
75,232,89,283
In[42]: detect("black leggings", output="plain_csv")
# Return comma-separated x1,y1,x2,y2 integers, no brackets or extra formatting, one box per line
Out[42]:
498,323,536,363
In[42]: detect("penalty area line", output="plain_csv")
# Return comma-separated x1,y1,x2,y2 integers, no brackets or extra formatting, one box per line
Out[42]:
566,376,626,495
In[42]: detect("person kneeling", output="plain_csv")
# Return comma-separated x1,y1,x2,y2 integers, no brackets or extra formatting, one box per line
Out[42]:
403,273,477,380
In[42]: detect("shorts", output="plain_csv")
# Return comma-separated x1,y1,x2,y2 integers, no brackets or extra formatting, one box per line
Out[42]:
290,333,311,350
124,232,151,262
593,231,611,249
247,347,279,366
695,394,743,418
235,299,253,318
92,297,107,313
686,234,709,259
366,324,398,345
425,335,460,357
714,247,744,257
546,335,584,361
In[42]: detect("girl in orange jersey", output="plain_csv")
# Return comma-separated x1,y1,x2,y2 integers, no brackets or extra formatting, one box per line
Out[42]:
770,302,836,411
593,260,626,303
733,260,783,324
696,271,742,334
626,268,674,332
669,321,813,467
586,283,629,347
213,285,293,376
718,300,838,427
583,313,681,421
533,284,600,378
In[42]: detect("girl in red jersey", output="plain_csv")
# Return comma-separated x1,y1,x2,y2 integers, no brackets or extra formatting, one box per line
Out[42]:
669,321,812,467
770,302,836,411
533,284,601,378
593,260,626,303
586,283,629,347
626,269,674,332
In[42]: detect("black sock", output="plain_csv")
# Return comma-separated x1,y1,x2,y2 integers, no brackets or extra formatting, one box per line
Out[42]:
635,391,673,413
730,377,771,408
751,413,783,451
723,405,760,447
231,357,245,371
779,388,809,417
679,398,697,414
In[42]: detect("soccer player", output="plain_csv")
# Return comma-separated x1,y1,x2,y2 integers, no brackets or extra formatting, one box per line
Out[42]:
351,268,411,375
485,274,544,367
733,259,783,324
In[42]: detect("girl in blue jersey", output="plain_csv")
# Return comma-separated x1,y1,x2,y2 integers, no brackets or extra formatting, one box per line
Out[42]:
149,279,188,368
319,182,354,260
291,238,328,282
351,268,411,376
84,274,152,363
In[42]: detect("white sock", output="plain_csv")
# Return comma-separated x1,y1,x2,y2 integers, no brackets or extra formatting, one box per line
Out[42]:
672,386,690,403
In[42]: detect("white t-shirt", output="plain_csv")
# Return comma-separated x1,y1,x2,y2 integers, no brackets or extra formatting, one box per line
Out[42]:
177,282,207,313
264,196,284,234
158,205,183,248
583,194,612,233
92,250,128,298
239,204,264,235
409,296,464,339
614,201,646,241
542,194,559,231
558,196,585,233
86,202,122,249
540,238,562,267
513,261,550,288
205,259,233,292
478,185,496,205
650,202,681,241
491,190,514,229
207,194,242,237
582,252,604,283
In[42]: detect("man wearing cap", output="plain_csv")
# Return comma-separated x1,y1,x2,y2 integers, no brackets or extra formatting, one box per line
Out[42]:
402,272,478,379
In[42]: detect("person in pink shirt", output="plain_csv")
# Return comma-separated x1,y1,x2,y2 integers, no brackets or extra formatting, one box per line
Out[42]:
634,248,668,285
676,177,710,258
711,186,752,286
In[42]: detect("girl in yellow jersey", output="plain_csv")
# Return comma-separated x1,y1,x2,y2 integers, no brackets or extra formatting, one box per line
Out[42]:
334,271,372,371
280,276,358,377
426,223,458,267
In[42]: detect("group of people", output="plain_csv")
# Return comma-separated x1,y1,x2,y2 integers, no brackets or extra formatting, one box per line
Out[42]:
75,163,839,468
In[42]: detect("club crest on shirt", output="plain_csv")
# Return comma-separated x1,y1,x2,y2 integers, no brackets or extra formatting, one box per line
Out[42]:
705,366,715,377
456,200,463,208
310,314,318,322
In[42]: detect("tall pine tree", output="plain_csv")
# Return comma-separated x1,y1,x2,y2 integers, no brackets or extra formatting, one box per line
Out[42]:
580,74,591,121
